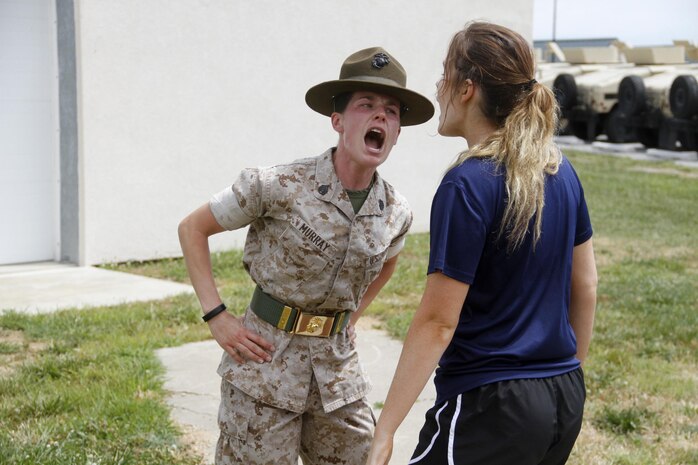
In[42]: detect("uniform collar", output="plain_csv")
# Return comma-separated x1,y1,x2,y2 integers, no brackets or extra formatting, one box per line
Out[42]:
314,148,386,218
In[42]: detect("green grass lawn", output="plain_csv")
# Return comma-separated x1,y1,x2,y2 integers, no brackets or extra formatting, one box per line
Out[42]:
1,151,696,464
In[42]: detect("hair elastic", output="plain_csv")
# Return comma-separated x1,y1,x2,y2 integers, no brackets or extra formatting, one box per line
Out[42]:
522,78,537,91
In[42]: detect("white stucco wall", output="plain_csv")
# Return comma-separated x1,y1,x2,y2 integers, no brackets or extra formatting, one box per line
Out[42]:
74,0,533,265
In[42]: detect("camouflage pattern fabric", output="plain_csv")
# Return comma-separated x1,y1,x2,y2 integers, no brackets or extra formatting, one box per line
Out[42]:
216,376,375,465
210,149,412,412
211,149,412,312
218,307,370,413
209,148,411,463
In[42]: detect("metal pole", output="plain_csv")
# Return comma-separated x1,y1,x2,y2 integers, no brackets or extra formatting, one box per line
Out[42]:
552,0,557,42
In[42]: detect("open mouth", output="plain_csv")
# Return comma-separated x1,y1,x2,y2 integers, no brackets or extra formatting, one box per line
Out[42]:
364,127,386,152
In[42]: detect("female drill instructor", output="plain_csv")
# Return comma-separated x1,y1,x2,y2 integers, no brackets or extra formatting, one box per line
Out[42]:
178,47,433,465
366,22,598,465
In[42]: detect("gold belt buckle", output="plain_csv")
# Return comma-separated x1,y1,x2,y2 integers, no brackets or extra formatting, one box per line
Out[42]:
293,312,333,337
277,305,296,330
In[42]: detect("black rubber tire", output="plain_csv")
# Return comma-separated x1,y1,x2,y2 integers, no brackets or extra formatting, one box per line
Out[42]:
658,122,679,151
637,128,659,148
553,73,578,111
618,75,646,116
604,108,637,143
570,120,602,142
570,121,589,141
669,75,698,119
678,130,698,151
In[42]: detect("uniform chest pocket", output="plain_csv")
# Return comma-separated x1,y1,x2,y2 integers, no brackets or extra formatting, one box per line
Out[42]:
251,225,330,297
363,250,388,288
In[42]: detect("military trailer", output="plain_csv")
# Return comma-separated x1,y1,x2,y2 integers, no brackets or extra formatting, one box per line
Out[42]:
667,73,698,150
536,62,624,88
537,45,628,137
553,46,688,143
554,66,650,140
608,66,698,150
535,43,628,88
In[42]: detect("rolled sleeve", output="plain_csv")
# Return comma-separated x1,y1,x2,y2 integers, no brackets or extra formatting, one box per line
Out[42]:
209,167,266,230
209,187,255,230
386,235,405,259
386,210,412,259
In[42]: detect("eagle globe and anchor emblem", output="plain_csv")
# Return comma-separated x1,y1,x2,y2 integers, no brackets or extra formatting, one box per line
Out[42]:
305,316,325,335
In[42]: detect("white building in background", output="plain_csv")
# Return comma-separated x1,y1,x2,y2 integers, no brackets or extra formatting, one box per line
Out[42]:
1,0,533,266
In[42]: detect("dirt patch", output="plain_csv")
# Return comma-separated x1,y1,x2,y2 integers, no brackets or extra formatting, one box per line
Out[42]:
568,385,698,465
0,330,48,378
593,236,696,268
629,166,698,179
0,329,24,346
355,315,384,331
174,423,214,465
567,422,613,465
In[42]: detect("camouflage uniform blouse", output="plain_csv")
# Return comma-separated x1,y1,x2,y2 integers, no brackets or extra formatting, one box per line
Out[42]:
209,148,413,413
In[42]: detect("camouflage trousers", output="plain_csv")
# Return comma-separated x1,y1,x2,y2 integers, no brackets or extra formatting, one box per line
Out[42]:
215,376,375,465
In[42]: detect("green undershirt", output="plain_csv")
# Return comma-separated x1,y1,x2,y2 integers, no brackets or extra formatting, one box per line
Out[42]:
345,187,371,213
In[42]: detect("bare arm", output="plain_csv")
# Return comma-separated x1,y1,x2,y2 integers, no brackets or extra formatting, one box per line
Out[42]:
568,238,597,364
178,204,225,311
178,203,274,364
366,272,469,465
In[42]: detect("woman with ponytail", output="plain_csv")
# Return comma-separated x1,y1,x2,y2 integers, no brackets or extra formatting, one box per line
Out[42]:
366,22,597,465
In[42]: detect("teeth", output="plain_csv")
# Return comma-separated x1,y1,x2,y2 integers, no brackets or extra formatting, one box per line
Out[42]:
365,127,385,151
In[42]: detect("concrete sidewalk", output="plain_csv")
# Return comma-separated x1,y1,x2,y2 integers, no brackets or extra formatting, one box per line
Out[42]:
157,318,435,465
0,262,193,314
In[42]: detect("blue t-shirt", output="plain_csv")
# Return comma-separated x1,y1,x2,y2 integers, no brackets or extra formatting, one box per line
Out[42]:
428,156,593,404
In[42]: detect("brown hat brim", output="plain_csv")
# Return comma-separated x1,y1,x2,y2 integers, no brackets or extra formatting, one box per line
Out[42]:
305,79,434,126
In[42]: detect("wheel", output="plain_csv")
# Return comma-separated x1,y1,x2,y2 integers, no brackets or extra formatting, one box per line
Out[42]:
637,128,659,148
570,120,602,142
553,74,578,111
658,122,679,150
618,75,646,116
604,109,637,143
678,130,698,151
570,121,589,141
669,75,698,118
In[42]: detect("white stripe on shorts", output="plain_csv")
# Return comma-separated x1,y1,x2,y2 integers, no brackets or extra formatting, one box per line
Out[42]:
448,394,462,465
408,401,450,464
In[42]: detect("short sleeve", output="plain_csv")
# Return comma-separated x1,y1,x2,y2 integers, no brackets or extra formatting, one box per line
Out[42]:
427,181,490,284
574,183,593,245
208,167,263,230
386,210,413,259
568,162,593,245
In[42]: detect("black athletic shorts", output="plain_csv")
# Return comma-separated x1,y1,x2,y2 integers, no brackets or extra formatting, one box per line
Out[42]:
409,368,585,465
